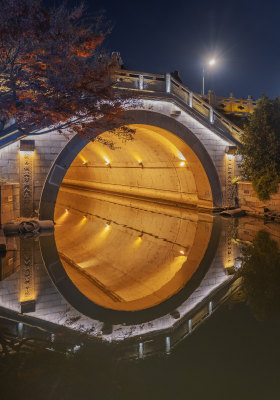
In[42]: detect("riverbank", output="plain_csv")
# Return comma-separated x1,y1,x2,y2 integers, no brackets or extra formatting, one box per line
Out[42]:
237,181,280,221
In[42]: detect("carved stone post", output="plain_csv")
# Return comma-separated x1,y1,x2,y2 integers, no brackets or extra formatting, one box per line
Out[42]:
165,73,171,93
19,140,35,217
20,237,36,313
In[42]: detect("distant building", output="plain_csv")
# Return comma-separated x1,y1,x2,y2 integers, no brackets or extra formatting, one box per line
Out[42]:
207,90,258,116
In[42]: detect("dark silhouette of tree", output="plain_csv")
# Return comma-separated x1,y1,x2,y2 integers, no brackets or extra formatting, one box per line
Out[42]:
0,0,134,145
238,95,280,200
238,230,280,320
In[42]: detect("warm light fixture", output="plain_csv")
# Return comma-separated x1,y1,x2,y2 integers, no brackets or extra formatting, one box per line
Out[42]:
225,146,236,161
105,221,111,231
179,250,185,255
177,152,186,161
225,153,234,161
180,161,185,167
82,160,88,166
104,156,111,167
209,58,216,66
20,139,35,155
139,232,144,238
138,160,144,168
65,209,69,214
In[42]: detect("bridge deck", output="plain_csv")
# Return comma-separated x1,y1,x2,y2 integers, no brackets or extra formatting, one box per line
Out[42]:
0,69,242,149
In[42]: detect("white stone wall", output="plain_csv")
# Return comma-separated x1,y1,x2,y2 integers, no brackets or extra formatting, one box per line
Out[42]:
0,131,73,212
0,99,238,213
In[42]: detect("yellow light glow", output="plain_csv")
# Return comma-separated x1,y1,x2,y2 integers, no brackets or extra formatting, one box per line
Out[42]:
83,160,87,165
65,209,69,214
180,161,185,167
105,222,111,231
179,250,185,255
104,156,110,163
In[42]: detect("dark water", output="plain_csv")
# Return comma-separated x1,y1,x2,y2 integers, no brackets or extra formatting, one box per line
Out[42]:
2,301,280,400
1,213,280,399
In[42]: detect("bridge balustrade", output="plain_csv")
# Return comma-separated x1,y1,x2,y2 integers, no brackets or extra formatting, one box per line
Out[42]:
114,70,242,143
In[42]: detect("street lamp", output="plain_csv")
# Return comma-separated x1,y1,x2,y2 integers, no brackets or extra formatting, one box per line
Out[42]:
202,58,216,97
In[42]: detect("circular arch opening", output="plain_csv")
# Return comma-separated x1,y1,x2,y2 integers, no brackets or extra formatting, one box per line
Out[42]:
39,110,222,322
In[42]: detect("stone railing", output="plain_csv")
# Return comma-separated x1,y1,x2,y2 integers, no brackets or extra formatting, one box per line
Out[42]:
0,69,243,149
119,276,241,360
114,70,243,143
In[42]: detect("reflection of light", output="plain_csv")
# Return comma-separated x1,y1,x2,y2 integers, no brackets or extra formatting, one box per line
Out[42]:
65,209,69,214
177,152,186,161
179,250,185,255
180,161,185,167
105,222,111,231
135,237,142,245
82,160,87,165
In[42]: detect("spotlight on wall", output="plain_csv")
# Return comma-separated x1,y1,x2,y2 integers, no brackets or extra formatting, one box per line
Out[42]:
105,221,111,230
225,146,236,161
138,160,144,168
180,161,185,167
104,156,111,167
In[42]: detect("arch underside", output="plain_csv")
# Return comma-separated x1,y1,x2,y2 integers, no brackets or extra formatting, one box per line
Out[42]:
39,110,223,319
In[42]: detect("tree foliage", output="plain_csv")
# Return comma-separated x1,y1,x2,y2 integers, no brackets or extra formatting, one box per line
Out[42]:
0,0,134,145
238,95,280,200
238,230,280,320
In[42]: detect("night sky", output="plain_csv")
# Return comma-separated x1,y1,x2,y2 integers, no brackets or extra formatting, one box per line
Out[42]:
52,0,279,99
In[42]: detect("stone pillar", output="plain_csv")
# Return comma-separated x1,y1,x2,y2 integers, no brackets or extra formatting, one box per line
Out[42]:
225,148,236,207
165,73,171,93
20,238,36,313
189,92,193,108
19,140,35,217
139,75,144,90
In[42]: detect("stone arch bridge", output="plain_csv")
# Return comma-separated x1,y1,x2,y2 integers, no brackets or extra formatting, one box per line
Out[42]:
0,68,242,220
0,69,244,347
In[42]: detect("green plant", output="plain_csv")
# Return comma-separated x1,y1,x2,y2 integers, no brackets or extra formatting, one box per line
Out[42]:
238,95,280,200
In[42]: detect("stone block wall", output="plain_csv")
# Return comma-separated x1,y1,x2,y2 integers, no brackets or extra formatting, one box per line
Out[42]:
0,132,72,215
0,183,20,225
238,181,280,215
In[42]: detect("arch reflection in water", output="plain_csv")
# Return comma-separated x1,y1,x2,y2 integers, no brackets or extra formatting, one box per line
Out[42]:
54,190,214,312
